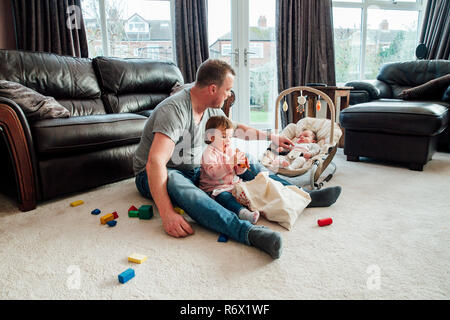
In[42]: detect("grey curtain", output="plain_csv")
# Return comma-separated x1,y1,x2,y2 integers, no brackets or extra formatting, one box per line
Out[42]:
276,0,336,127
174,0,209,83
11,0,89,58
419,0,450,60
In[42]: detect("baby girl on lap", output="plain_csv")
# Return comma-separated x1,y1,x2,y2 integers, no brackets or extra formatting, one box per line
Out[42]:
199,116,260,224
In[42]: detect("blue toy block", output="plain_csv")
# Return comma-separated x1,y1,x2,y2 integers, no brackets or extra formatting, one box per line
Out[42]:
118,268,135,284
91,209,101,215
218,234,228,242
107,220,117,227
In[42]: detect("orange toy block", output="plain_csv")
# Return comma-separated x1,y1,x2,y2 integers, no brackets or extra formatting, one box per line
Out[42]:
100,213,114,224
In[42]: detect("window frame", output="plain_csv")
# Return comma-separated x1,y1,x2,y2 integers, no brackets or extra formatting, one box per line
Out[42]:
333,0,427,81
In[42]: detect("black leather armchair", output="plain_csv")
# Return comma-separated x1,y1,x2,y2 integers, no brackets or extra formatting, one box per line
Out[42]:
340,60,450,170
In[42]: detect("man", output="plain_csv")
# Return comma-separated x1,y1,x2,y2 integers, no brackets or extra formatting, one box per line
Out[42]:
133,59,341,259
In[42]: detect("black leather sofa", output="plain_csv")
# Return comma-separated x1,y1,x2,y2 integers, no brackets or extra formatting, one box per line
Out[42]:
0,49,234,212
340,60,450,171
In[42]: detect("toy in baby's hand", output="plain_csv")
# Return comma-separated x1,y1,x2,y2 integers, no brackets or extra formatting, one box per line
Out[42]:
235,148,251,170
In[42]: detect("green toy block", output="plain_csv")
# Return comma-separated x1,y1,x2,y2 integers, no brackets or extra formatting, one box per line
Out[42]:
128,210,139,218
138,205,153,220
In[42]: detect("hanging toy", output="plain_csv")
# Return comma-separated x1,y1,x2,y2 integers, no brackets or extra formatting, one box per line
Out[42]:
297,91,307,106
297,90,306,114
282,99,289,112
316,95,321,112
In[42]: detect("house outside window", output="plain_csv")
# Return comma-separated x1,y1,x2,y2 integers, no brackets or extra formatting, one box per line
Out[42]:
81,0,174,61
332,0,426,84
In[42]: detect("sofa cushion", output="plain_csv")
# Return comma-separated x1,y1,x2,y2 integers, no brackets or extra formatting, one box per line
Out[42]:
93,57,184,114
0,49,106,116
340,100,449,136
0,80,70,121
31,113,147,155
399,74,450,101
377,60,450,98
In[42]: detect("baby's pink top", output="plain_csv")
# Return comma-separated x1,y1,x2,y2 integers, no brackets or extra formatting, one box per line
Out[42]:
199,145,247,196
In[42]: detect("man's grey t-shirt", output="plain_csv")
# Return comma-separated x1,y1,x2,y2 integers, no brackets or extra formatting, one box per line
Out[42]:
133,87,235,175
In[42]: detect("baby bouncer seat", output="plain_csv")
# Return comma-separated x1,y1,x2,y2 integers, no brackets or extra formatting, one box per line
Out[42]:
260,86,342,190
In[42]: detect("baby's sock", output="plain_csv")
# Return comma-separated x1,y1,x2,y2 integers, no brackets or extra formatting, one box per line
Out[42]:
248,226,282,259
239,208,260,224
306,186,342,207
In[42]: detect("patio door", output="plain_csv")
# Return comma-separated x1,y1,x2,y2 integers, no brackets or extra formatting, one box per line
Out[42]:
208,0,277,130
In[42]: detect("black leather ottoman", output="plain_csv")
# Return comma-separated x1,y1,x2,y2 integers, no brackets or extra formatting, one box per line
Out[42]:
340,100,449,171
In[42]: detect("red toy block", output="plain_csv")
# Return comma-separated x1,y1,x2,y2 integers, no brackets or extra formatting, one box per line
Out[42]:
112,211,119,219
318,217,332,227
128,205,138,212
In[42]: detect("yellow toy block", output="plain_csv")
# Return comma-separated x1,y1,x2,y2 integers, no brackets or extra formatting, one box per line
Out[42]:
174,207,185,215
128,253,147,264
70,200,84,207
100,213,114,225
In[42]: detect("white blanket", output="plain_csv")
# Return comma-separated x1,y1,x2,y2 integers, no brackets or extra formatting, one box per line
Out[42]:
232,172,311,230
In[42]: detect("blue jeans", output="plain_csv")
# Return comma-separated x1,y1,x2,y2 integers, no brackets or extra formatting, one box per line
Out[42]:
134,154,295,245
214,191,244,215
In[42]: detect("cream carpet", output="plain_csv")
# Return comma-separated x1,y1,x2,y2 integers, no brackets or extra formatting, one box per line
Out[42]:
1,147,449,300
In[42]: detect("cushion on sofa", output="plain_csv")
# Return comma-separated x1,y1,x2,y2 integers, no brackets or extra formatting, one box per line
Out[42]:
0,80,70,121
0,49,107,116
31,113,147,155
93,57,184,114
0,50,101,100
399,74,450,101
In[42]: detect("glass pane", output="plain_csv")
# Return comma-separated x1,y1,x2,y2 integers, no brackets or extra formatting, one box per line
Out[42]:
207,0,231,63
364,9,419,79
333,7,362,84
82,0,173,61
81,0,103,57
248,0,277,128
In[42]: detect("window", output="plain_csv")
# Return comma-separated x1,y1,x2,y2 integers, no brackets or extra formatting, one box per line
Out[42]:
207,0,277,129
332,0,425,84
81,0,174,61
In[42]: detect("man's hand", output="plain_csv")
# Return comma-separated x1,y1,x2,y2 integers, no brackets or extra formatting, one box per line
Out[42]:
271,134,294,151
160,208,195,238
148,133,195,239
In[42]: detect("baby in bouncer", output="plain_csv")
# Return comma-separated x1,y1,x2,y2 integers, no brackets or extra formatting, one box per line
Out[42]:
270,129,321,170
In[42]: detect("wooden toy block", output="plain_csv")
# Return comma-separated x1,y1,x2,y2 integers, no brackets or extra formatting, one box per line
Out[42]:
128,253,147,264
70,200,84,207
118,268,135,284
100,213,114,224
107,220,117,227
128,205,138,212
138,205,153,220
318,217,333,227
218,234,228,242
174,207,185,215
112,211,119,219
128,210,139,218
91,209,101,215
